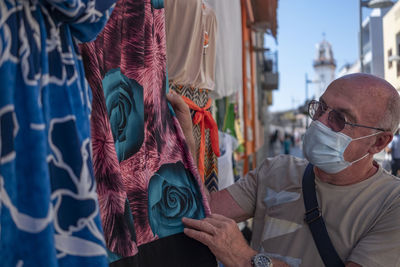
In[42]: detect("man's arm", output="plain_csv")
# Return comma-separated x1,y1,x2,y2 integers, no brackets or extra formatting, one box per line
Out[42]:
182,214,289,267
182,214,361,267
210,189,251,222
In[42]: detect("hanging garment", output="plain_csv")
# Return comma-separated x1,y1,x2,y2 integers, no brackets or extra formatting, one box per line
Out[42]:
222,100,239,137
220,100,241,182
192,2,217,91
165,0,204,86
0,0,116,266
171,85,220,192
206,0,243,99
80,0,215,266
165,0,217,91
218,132,239,190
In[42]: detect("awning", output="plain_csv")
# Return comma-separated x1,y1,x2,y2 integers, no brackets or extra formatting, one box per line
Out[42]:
250,0,278,38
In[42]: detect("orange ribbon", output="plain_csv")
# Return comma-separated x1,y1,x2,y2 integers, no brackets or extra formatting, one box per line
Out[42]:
181,95,220,182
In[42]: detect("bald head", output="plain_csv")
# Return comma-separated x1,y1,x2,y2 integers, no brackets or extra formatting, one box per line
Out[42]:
325,73,400,133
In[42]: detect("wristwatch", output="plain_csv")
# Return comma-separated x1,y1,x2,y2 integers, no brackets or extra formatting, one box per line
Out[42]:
251,253,273,267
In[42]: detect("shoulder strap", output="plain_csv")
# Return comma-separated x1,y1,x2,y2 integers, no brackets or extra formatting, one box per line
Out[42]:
302,163,345,267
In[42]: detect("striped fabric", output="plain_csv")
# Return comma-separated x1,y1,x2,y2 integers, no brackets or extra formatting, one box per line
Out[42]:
171,84,219,193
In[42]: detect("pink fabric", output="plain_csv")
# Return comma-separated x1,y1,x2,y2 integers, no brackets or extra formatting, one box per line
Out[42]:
81,0,211,257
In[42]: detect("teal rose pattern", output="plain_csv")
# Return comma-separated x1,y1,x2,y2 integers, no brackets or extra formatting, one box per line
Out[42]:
102,68,144,162
151,0,164,9
148,162,205,238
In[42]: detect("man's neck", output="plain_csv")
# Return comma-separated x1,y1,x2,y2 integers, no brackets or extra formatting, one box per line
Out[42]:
315,161,378,186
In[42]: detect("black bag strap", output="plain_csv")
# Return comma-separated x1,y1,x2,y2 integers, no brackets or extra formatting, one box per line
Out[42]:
302,163,345,267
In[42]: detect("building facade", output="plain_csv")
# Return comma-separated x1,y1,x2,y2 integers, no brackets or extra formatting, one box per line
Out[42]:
338,8,390,79
361,8,389,78
383,1,400,90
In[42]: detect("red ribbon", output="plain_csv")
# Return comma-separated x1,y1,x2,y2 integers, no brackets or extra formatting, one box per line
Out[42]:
181,95,220,182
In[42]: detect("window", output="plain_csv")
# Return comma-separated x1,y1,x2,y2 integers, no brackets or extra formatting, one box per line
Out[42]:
397,42,400,77
388,49,393,69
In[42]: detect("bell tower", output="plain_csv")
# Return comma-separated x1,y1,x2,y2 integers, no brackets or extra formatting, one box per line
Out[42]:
313,35,336,98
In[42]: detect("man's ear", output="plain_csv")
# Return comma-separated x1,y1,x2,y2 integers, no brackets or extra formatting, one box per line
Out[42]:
369,132,393,154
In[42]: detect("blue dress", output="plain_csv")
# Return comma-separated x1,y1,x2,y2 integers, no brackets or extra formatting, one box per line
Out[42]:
0,0,116,266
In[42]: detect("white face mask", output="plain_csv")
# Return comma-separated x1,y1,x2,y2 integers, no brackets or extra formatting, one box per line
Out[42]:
303,121,380,174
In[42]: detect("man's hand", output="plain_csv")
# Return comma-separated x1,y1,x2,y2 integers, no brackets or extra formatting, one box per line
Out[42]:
166,90,197,161
182,214,257,267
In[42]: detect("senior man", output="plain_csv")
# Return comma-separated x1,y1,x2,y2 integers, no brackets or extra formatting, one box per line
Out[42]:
167,73,400,267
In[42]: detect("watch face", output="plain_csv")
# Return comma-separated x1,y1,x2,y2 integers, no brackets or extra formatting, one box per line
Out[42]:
252,254,272,267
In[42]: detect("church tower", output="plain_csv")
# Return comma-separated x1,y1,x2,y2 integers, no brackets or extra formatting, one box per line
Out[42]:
313,36,336,98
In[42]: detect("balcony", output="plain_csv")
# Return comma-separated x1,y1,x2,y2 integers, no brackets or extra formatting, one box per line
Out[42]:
363,41,371,55
261,51,279,90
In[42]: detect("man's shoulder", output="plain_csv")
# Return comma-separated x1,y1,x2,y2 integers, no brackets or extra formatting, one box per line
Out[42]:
377,168,400,192
259,154,308,170
257,155,308,189
366,168,400,208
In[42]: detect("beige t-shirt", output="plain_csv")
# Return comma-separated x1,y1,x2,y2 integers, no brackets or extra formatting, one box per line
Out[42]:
165,0,203,86
227,155,400,267
192,3,217,90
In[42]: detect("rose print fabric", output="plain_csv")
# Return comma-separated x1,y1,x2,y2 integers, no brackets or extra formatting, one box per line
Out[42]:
0,0,116,266
147,162,205,238
80,0,215,265
102,69,145,162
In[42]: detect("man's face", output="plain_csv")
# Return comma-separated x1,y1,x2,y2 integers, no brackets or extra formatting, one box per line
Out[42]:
318,79,383,163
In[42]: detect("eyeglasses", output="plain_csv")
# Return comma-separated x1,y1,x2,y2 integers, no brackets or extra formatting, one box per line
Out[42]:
308,100,386,132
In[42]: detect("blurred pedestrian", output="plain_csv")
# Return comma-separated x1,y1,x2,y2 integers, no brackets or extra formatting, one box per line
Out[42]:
283,133,292,154
269,129,282,156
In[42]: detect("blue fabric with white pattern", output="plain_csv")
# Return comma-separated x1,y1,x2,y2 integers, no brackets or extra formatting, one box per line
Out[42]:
0,0,115,266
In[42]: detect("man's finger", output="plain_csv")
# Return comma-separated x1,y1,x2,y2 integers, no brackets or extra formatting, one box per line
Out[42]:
166,90,185,108
183,227,213,246
203,216,226,229
166,91,178,105
182,217,217,235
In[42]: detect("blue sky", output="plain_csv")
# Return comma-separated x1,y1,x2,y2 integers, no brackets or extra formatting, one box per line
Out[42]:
267,0,370,112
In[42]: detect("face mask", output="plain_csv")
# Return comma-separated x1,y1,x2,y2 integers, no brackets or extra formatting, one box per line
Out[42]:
303,121,380,174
